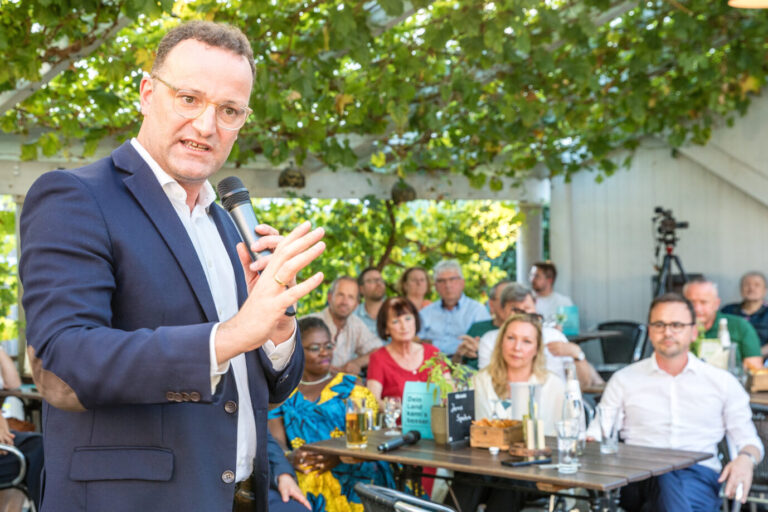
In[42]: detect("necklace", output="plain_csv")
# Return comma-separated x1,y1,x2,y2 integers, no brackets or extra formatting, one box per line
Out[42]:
300,373,332,386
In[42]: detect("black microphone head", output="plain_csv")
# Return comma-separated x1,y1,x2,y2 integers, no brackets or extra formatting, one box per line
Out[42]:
217,176,251,211
403,430,421,443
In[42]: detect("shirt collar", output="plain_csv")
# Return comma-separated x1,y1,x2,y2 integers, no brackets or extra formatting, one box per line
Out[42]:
649,351,699,375
441,293,466,310
130,138,216,210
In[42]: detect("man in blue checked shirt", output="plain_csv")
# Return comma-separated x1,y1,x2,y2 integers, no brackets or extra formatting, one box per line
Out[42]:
418,260,491,356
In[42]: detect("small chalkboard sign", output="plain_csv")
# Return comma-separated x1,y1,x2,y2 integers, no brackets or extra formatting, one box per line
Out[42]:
402,381,437,440
446,390,474,448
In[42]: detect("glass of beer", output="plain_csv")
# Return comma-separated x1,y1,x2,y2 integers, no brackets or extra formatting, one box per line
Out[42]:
346,397,370,448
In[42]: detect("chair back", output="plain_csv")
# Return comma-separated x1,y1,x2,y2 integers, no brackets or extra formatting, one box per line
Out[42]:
354,483,456,512
597,321,647,364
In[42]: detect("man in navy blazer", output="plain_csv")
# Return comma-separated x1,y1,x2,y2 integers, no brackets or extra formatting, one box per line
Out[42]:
19,21,325,511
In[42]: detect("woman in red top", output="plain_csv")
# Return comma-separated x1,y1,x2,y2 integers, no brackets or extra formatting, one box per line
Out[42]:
366,296,440,403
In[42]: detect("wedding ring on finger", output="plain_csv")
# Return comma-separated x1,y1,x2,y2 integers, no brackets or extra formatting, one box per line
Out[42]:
274,275,288,287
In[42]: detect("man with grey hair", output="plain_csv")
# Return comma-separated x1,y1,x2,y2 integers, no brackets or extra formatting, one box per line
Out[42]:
722,271,768,351
454,280,512,368
308,276,382,374
477,283,603,389
418,260,490,355
683,277,762,370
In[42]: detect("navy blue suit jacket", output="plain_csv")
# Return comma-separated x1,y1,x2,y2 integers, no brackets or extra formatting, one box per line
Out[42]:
19,142,303,511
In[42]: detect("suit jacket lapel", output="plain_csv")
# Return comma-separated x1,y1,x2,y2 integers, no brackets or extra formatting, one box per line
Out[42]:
113,142,219,323
209,204,248,307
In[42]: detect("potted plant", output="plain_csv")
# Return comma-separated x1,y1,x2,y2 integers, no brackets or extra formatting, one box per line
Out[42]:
419,352,475,445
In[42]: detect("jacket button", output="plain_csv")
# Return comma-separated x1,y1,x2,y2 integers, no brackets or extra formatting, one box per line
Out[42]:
166,391,175,401
221,470,235,484
190,392,201,402
181,392,191,402
224,401,238,414
174,392,183,402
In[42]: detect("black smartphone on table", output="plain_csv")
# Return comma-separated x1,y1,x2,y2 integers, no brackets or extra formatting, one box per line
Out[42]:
500,455,552,467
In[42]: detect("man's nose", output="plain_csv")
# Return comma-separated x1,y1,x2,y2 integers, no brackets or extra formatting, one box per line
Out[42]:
192,104,217,135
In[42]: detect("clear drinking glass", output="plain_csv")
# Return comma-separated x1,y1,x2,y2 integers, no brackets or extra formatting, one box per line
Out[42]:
383,396,402,436
597,404,620,455
555,419,580,474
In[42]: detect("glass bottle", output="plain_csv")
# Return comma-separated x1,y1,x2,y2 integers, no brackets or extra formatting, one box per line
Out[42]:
562,361,586,454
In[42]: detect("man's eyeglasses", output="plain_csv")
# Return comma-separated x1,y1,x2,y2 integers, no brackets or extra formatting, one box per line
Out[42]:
509,310,543,323
304,343,335,353
647,321,695,333
435,276,462,285
152,75,252,131
363,278,385,285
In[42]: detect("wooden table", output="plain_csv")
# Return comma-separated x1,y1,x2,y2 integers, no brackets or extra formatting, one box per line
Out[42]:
304,431,710,511
566,330,623,344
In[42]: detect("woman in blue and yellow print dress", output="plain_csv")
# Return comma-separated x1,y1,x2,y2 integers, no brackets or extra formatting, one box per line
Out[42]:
268,317,396,512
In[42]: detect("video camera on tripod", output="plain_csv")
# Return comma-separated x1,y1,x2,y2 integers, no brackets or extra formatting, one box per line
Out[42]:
653,206,689,252
652,207,690,297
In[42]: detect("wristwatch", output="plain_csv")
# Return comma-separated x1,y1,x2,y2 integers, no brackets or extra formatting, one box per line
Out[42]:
739,450,759,467
575,350,586,362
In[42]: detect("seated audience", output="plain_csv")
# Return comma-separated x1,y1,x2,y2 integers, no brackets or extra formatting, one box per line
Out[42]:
455,280,512,368
587,293,763,510
355,267,387,335
268,317,395,512
399,266,432,310
367,297,440,403
529,261,574,323
478,283,603,389
452,314,564,512
0,347,42,509
722,271,768,351
308,276,383,374
683,277,762,370
419,260,490,356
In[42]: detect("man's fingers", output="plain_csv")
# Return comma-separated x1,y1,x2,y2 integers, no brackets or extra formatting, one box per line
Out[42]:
267,227,325,274
296,491,312,510
254,223,280,237
281,272,324,306
270,241,325,292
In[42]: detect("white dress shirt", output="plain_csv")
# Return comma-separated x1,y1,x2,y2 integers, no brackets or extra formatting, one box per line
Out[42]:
477,326,573,380
131,138,295,481
586,354,763,473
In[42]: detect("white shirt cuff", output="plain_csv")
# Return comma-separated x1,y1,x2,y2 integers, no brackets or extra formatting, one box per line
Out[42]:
262,319,297,371
209,323,231,394
209,320,298,394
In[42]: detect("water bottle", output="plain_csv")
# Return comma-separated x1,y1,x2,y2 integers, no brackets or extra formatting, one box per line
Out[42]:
562,361,586,454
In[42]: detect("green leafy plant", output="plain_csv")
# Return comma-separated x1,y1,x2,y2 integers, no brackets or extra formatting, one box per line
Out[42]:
419,352,475,406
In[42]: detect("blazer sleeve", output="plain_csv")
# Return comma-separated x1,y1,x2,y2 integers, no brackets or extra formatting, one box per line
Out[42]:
20,170,214,410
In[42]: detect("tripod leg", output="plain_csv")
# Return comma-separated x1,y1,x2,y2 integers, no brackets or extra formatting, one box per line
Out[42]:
655,255,672,297
671,255,688,285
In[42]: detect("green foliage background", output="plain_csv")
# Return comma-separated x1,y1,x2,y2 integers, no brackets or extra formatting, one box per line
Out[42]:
256,197,519,314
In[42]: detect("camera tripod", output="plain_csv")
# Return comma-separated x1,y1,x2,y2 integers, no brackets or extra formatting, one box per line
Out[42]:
654,245,689,297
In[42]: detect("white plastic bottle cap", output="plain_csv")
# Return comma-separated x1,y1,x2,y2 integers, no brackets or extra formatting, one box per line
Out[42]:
489,446,500,456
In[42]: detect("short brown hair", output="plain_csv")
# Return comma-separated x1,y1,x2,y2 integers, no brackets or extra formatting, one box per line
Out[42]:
376,297,421,339
532,261,557,283
398,267,432,297
648,292,696,324
152,21,255,75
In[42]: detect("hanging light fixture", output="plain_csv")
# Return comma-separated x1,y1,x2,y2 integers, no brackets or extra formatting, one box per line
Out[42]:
729,0,768,8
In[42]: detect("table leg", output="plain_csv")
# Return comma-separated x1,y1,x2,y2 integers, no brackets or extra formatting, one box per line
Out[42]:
590,489,619,512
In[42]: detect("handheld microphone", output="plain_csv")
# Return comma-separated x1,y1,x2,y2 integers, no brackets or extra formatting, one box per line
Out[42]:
377,430,421,452
217,176,295,316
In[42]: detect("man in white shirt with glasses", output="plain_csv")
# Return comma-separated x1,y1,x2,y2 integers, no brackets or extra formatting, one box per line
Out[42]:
589,293,762,511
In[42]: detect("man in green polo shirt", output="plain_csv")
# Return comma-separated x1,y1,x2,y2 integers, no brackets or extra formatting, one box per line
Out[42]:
683,278,763,370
